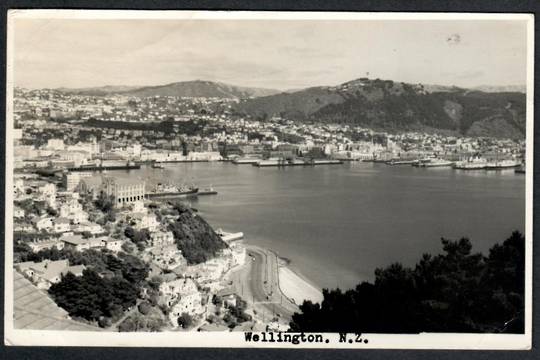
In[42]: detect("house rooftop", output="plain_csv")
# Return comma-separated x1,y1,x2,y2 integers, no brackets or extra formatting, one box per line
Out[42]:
61,235,86,245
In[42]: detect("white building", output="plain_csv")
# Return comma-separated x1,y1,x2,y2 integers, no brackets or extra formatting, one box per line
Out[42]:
16,259,86,290
102,177,146,208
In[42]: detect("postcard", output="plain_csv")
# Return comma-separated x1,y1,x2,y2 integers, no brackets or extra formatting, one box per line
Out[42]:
4,10,533,349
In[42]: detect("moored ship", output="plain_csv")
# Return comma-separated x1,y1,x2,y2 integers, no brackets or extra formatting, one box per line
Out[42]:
416,158,454,168
232,157,261,165
485,159,522,170
453,156,489,170
386,159,419,166
145,182,199,198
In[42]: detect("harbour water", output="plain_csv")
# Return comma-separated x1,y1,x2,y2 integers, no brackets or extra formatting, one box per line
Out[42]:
115,162,525,291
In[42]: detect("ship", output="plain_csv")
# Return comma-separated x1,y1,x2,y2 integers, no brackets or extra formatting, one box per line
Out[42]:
416,158,454,168
386,159,419,166
453,156,488,170
485,159,522,170
254,158,343,167
232,157,261,165
198,186,218,196
69,160,140,172
145,182,199,198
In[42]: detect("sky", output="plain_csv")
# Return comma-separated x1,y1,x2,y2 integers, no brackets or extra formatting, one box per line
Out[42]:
12,18,529,90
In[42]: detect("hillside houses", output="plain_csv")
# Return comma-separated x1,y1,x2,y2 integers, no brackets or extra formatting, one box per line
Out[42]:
16,259,86,290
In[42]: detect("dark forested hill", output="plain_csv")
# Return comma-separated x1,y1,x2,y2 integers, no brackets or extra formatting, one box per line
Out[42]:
235,78,526,139
168,203,228,265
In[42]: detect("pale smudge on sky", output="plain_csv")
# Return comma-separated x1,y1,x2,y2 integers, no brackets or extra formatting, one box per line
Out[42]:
12,19,528,89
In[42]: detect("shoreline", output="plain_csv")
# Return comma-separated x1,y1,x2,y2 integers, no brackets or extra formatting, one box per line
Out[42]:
244,244,324,307
277,263,324,306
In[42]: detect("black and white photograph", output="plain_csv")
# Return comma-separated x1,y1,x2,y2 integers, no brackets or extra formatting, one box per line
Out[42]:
3,10,533,349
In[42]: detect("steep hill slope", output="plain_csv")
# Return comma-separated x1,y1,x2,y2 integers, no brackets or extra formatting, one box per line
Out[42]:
235,78,526,139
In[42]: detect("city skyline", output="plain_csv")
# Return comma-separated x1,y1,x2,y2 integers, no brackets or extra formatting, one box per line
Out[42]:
13,18,528,90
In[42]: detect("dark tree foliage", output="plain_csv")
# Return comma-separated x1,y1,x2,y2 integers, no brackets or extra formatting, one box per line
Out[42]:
49,269,138,322
168,203,228,265
289,231,525,334
15,199,46,217
14,247,149,284
83,118,208,137
177,312,194,329
124,226,150,250
95,193,115,214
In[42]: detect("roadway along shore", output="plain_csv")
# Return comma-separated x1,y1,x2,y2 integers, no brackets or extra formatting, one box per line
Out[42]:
227,244,323,327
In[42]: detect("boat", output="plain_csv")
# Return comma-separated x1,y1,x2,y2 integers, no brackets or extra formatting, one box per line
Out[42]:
35,166,64,176
145,182,199,198
254,158,286,167
416,158,454,168
386,159,419,166
216,229,244,242
485,159,522,170
232,157,261,165
514,165,526,174
198,186,218,195
453,156,489,170
151,162,164,169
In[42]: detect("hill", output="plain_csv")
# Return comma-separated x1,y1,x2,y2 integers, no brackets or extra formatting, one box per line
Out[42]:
56,85,142,96
168,203,228,265
235,78,526,139
56,80,279,99
123,80,279,99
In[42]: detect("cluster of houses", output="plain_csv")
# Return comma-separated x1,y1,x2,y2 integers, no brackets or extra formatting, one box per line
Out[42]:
14,171,250,329
15,259,86,290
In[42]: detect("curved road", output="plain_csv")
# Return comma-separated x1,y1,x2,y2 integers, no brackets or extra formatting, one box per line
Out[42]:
228,245,299,325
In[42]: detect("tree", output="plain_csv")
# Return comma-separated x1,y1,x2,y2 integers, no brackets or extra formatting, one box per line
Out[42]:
138,301,152,315
121,241,136,254
177,312,194,329
289,231,526,334
95,192,115,213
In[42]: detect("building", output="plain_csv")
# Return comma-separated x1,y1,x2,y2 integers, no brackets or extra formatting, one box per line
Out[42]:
45,139,65,151
15,259,86,290
61,234,102,251
149,231,175,247
159,277,203,325
102,177,145,208
33,216,54,231
53,217,71,233
100,237,125,252
27,238,65,252
14,207,25,219
129,211,159,231
62,172,92,192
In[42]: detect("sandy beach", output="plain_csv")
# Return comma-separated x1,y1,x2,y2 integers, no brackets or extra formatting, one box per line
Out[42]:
278,266,324,306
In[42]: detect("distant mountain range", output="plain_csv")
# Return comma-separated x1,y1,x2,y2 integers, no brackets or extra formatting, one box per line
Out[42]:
56,85,142,96
56,80,280,99
234,78,526,139
53,78,526,139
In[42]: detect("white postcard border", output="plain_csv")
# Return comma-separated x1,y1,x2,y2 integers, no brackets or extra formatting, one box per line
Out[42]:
4,10,534,350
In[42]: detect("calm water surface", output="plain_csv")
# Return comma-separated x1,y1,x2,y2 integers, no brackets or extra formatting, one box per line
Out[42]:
116,162,525,290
